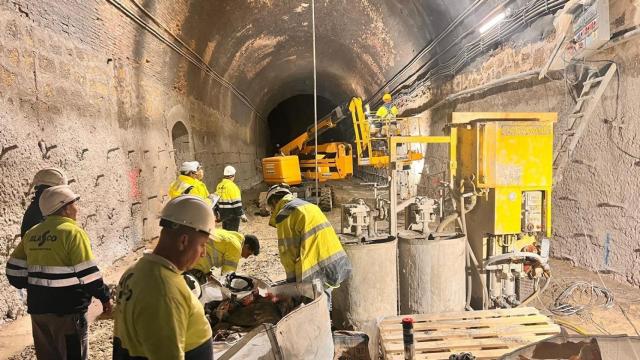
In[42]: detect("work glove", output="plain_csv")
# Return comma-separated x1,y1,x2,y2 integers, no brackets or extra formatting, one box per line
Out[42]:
240,214,248,222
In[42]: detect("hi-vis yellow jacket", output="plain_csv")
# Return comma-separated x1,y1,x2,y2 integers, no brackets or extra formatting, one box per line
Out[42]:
215,178,244,220
270,195,351,287
5,216,110,314
168,175,212,206
375,103,399,119
191,229,243,275
113,253,213,360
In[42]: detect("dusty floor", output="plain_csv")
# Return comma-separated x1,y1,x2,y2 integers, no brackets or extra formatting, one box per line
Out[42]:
4,180,640,359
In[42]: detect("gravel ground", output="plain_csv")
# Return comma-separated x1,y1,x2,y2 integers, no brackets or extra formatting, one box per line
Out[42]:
7,180,640,358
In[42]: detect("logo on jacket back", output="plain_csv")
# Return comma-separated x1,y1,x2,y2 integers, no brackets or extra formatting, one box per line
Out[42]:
29,230,57,247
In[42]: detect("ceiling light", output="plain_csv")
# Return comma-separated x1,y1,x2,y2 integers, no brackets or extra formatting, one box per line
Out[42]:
479,12,506,34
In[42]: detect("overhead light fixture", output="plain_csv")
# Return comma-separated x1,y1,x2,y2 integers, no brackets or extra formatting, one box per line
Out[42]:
479,11,506,34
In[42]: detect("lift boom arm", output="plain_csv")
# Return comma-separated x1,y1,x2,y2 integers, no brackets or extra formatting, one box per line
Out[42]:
279,106,345,155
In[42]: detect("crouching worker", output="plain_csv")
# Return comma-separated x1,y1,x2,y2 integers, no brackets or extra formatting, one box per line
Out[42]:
6,185,112,360
265,184,352,309
113,195,215,360
187,229,260,284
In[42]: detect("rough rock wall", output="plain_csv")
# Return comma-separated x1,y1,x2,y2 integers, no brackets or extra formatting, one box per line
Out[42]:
403,1,640,286
0,1,266,323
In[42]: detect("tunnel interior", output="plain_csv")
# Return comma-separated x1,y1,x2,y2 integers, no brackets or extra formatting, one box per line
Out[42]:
3,0,640,348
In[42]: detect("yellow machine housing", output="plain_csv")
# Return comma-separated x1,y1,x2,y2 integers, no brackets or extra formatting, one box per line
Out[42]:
298,142,353,182
450,112,556,309
262,155,303,185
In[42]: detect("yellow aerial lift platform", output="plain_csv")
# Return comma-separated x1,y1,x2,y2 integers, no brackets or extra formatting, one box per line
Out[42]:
262,105,354,187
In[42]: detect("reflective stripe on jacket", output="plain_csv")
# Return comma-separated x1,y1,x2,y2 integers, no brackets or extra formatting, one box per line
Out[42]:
6,216,109,314
270,195,351,286
191,229,243,274
215,178,243,219
113,253,213,360
168,175,212,206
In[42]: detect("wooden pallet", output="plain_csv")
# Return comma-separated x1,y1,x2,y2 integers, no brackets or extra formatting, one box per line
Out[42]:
379,307,560,360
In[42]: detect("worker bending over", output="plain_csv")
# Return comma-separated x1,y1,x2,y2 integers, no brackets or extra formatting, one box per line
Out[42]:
7,185,112,360
187,229,260,284
375,92,399,119
265,184,352,308
113,196,215,359
21,168,67,237
169,161,215,206
215,165,247,231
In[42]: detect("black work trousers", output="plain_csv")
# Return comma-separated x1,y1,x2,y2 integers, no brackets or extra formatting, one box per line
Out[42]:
221,217,240,231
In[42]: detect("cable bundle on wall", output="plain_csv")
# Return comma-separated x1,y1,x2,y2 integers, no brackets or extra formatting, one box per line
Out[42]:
107,0,263,120
374,0,569,106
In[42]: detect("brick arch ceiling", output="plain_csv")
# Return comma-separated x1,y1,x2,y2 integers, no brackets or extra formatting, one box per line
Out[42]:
164,0,484,117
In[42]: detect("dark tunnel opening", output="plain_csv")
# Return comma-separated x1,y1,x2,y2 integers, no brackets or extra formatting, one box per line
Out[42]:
266,94,354,155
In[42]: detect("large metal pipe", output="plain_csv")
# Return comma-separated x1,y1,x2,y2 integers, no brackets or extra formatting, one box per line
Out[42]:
398,231,466,314
332,237,398,359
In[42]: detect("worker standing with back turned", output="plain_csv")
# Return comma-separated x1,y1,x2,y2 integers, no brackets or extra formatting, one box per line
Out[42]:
21,168,67,237
112,195,215,360
265,184,352,309
215,165,247,231
6,185,112,360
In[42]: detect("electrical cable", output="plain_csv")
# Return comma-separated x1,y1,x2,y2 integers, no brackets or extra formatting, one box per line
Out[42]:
365,0,489,104
553,318,589,335
518,274,552,307
107,0,263,120
388,0,568,104
550,281,615,316
311,0,319,205
559,38,640,160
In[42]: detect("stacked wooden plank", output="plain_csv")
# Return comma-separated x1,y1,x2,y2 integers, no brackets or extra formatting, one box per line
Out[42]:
379,307,560,360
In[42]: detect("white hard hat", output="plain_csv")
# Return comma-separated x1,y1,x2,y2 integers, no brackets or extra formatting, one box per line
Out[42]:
39,185,80,216
266,183,292,204
183,273,202,298
31,168,67,188
223,165,236,176
160,195,215,235
180,161,201,173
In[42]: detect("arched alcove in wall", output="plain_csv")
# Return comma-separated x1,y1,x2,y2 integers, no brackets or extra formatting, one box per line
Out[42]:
171,121,191,168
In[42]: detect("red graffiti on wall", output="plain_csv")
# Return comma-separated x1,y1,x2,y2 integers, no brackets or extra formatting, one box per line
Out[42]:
128,168,142,199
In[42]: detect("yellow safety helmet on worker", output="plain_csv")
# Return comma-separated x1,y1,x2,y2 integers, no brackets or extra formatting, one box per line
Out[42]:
376,92,399,119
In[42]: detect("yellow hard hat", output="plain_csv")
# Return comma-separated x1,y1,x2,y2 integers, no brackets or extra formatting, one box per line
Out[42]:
39,185,79,216
160,195,215,235
383,93,392,102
